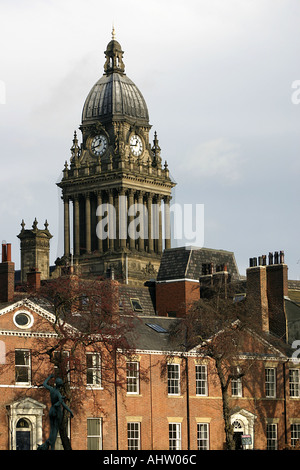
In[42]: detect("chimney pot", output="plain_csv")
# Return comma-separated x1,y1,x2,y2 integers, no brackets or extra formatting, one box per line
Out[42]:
2,244,7,263
6,243,11,262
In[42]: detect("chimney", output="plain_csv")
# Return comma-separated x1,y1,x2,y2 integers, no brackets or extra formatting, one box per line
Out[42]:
246,262,269,332
246,250,288,341
0,243,15,303
266,250,288,341
27,267,41,291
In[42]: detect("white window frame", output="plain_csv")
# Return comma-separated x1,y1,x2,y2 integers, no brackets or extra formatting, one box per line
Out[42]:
231,367,243,397
87,418,102,450
167,363,180,395
291,423,300,448
86,353,102,388
169,423,181,450
127,422,141,450
126,361,140,394
195,364,208,396
289,369,300,398
265,367,276,398
266,423,278,450
15,349,31,385
197,423,210,450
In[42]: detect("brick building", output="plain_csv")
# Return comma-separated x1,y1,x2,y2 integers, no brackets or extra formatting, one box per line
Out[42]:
1,32,300,451
0,241,300,451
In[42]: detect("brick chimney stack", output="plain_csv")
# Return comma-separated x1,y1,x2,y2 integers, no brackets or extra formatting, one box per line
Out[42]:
266,251,288,341
247,250,288,341
246,263,269,332
27,267,41,292
0,243,15,303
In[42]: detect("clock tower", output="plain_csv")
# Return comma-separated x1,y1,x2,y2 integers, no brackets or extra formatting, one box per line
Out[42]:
57,30,176,285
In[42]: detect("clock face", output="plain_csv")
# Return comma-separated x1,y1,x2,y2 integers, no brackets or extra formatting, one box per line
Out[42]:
130,134,143,157
91,135,108,156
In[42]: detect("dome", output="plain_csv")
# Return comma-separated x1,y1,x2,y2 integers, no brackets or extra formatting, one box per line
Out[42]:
82,32,149,125
82,72,149,124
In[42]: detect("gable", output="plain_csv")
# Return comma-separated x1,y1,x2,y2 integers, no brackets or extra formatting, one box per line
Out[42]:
0,298,57,337
188,324,287,361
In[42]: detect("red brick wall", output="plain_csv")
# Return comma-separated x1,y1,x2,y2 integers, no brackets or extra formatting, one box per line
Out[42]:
156,280,200,317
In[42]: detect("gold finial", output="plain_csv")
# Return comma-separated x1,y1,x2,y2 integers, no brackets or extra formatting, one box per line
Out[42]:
112,25,116,40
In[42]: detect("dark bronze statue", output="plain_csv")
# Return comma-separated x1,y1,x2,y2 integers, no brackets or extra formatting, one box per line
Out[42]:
37,374,74,450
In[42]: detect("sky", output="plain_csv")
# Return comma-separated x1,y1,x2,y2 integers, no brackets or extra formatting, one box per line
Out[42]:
0,0,299,279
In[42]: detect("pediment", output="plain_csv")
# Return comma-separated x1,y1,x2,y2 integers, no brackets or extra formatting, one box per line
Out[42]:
0,298,57,336
7,397,46,411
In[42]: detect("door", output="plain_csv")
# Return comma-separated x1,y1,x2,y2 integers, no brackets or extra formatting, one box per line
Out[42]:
233,431,243,450
16,431,31,450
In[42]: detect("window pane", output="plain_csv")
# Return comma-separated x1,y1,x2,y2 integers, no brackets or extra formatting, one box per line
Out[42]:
127,422,140,450
15,350,30,383
88,418,100,436
196,365,207,396
265,368,276,397
168,364,180,395
197,423,209,450
15,350,29,365
87,418,101,450
290,369,300,397
86,354,101,386
127,362,139,393
169,423,181,450
267,423,277,450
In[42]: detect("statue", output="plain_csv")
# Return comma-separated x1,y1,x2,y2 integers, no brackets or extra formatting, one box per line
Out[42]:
37,374,74,450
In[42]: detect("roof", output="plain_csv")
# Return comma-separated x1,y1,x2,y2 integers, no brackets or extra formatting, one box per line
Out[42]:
82,73,149,125
125,315,183,352
157,246,240,282
119,283,156,316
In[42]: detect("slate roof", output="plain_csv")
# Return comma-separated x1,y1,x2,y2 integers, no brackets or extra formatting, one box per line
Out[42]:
123,315,183,352
118,283,156,316
157,246,240,282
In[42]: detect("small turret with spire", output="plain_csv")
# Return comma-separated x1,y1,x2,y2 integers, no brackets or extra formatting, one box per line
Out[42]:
152,131,162,167
104,27,125,76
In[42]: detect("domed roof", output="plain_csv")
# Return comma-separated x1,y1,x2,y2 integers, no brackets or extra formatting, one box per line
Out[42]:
82,72,149,124
82,32,149,125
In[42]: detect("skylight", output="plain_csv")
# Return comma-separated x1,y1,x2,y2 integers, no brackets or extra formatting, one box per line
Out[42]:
146,323,168,333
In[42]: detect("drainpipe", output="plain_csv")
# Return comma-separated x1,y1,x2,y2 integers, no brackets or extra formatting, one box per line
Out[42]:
185,355,190,450
114,348,119,450
283,360,288,446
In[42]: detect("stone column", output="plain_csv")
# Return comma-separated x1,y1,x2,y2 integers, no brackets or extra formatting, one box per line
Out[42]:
137,191,144,252
128,189,135,250
114,190,119,251
147,193,153,253
119,188,127,249
157,196,162,254
63,196,70,257
97,192,103,253
164,196,171,250
74,196,80,256
85,193,91,253
108,190,115,251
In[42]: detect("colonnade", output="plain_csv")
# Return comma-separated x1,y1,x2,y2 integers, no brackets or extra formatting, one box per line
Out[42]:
63,189,171,258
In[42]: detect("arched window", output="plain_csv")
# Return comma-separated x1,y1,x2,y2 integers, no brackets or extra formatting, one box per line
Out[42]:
17,418,30,429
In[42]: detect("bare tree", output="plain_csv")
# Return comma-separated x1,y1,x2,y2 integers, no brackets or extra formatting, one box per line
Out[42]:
168,282,259,450
28,274,139,449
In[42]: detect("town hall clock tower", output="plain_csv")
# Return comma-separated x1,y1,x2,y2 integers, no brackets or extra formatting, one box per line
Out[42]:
57,30,175,285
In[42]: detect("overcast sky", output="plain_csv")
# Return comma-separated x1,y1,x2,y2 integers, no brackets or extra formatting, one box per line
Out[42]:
0,0,299,279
